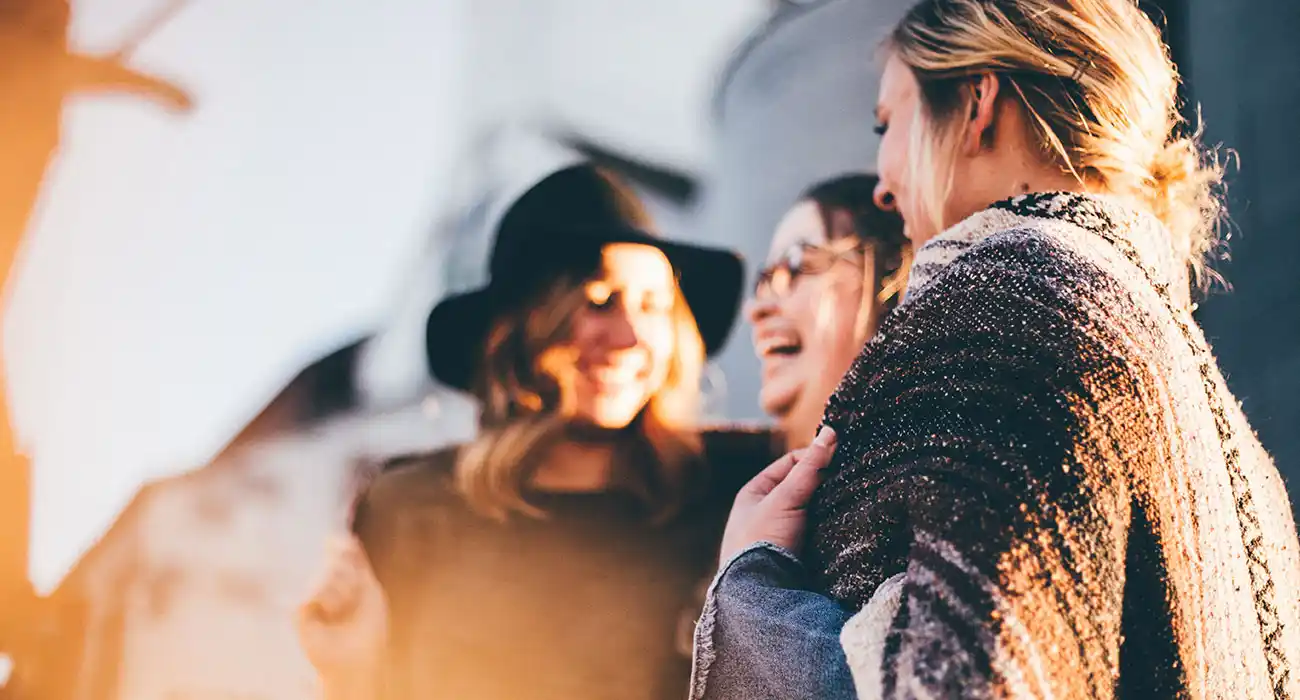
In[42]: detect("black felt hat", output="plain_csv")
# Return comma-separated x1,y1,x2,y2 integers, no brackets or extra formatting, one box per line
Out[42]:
425,165,744,392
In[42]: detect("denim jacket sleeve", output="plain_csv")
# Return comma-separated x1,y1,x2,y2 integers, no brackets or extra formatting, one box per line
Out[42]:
688,542,858,700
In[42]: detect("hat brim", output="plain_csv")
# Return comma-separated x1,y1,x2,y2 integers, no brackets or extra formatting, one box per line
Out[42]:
424,287,500,392
426,235,744,392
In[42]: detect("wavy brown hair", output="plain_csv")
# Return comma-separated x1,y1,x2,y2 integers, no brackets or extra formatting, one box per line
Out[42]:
451,168,705,521
454,272,705,522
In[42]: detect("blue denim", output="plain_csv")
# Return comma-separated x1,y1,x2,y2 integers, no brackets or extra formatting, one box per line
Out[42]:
688,542,857,700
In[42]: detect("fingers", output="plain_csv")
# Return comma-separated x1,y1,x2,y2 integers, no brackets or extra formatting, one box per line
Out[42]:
741,448,809,498
768,426,837,509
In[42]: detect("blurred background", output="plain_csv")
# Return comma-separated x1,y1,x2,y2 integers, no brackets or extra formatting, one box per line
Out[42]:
1,0,1297,698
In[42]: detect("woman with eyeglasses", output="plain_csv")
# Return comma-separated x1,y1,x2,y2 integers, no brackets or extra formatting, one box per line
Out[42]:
747,174,909,452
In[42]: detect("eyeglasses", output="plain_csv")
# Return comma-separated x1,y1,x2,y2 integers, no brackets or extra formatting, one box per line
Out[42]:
753,240,864,298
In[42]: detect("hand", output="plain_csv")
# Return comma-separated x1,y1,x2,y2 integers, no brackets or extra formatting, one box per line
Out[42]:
719,426,837,566
297,535,389,683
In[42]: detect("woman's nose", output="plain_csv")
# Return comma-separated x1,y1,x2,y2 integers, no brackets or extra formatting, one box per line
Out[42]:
603,308,640,351
746,292,779,326
873,180,898,213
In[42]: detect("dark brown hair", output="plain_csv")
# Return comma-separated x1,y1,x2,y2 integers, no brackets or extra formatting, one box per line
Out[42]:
802,173,911,310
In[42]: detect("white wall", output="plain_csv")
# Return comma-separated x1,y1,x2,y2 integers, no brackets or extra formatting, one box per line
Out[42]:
10,2,770,697
8,0,765,596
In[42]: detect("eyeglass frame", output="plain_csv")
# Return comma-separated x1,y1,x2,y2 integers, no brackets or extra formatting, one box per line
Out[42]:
752,238,866,298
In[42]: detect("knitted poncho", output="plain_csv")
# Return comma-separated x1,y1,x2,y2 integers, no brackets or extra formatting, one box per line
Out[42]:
809,193,1300,699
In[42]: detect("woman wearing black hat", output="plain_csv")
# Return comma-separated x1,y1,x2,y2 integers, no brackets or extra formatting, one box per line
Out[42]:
295,164,775,700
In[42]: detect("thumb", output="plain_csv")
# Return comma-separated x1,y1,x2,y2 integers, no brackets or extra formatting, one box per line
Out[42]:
767,426,837,509
740,449,808,500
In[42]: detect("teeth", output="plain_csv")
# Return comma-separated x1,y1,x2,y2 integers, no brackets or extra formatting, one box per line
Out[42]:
757,337,801,357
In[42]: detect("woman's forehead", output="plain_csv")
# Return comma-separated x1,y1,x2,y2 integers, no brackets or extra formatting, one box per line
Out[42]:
878,53,917,109
598,242,674,286
770,202,828,259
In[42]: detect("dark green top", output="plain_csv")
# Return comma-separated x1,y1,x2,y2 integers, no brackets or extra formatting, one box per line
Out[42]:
352,428,778,700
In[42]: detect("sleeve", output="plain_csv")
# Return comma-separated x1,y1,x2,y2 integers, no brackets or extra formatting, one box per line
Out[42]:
689,543,858,700
815,238,1139,699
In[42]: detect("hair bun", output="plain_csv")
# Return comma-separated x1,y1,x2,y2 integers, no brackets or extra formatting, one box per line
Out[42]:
1141,131,1225,292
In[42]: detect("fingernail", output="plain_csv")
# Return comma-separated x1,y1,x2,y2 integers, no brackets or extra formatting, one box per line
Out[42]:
814,426,836,447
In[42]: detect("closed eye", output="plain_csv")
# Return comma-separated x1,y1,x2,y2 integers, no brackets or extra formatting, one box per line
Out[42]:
586,282,615,310
642,297,673,315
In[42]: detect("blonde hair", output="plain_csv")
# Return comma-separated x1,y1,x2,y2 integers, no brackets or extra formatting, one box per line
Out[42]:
888,0,1225,290
455,274,705,522
855,242,914,340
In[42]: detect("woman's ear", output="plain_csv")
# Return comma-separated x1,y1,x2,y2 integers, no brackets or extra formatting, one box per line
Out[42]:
962,72,1001,155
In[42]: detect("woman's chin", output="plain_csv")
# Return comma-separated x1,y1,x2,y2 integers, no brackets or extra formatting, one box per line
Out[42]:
576,392,654,431
582,409,641,431
759,389,797,423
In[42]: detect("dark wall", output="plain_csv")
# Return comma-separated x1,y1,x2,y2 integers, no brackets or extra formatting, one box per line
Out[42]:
1183,0,1300,507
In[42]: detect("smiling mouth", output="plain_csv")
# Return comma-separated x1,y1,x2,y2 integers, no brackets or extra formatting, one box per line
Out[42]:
587,366,649,388
757,336,803,359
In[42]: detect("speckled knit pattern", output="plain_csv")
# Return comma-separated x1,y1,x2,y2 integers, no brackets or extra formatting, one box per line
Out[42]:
809,193,1300,699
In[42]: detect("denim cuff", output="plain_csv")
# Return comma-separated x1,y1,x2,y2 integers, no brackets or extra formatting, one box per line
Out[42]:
688,542,808,700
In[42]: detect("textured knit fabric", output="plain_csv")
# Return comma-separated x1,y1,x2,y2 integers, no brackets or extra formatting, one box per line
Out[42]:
352,428,777,700
809,193,1300,699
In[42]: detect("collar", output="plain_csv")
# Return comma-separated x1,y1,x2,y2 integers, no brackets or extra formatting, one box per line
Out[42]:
903,192,1184,305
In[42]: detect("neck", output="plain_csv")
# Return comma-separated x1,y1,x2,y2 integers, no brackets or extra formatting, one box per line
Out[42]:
780,408,819,452
1001,170,1091,202
984,119,1094,206
986,150,1095,207
922,157,1093,249
529,431,619,493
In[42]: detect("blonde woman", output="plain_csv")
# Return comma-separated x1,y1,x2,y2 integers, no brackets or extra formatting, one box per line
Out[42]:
696,1,1300,698
297,165,776,700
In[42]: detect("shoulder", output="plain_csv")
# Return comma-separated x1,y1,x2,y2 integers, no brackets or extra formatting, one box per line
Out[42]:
919,216,1145,323
827,221,1156,440
892,224,1128,356
359,445,462,514
831,224,1132,413
351,446,471,566
947,224,1101,293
